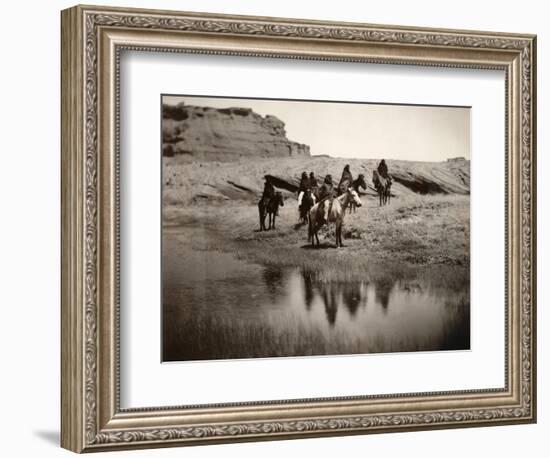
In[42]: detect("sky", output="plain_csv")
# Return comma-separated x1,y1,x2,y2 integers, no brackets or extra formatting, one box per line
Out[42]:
163,95,470,162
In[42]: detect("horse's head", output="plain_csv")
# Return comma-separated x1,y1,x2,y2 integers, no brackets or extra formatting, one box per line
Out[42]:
348,188,362,207
276,191,284,206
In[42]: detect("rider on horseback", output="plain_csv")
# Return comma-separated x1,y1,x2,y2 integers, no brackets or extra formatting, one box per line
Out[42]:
378,160,392,181
297,171,309,207
319,174,335,225
262,175,275,199
261,175,277,215
338,164,353,194
309,171,318,191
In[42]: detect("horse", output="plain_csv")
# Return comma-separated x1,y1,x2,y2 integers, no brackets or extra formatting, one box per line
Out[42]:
346,174,367,213
308,188,362,248
298,189,316,224
259,191,284,231
372,170,391,206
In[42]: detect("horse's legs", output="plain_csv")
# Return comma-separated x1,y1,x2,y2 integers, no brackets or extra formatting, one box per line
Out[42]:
312,225,319,247
259,207,265,231
272,213,276,229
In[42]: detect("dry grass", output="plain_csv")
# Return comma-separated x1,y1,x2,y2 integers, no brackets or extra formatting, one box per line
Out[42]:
163,193,469,285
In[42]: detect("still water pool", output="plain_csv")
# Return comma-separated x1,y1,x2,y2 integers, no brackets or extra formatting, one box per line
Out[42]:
162,227,470,361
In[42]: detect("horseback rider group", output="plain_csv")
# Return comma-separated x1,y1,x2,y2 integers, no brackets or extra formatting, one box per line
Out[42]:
298,171,319,195
262,160,391,226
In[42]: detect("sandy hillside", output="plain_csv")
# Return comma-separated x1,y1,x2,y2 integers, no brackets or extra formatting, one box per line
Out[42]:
163,155,469,206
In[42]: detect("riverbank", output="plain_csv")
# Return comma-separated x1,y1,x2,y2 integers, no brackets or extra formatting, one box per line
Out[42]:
163,193,470,287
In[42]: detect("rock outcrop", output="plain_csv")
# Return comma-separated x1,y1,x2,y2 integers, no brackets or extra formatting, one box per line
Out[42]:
162,103,310,161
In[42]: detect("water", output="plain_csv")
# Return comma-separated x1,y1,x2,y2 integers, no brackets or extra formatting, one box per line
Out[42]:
162,227,470,361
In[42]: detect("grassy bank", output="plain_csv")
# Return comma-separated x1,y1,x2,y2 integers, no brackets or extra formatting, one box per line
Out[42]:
163,193,469,285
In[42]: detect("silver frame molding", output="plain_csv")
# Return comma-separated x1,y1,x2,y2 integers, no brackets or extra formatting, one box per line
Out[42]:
61,4,537,453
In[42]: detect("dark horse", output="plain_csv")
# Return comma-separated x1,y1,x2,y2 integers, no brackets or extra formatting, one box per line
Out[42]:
372,170,391,206
259,191,284,230
298,189,316,224
344,174,367,213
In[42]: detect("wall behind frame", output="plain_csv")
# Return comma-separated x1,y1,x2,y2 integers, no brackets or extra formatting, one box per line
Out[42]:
0,0,545,457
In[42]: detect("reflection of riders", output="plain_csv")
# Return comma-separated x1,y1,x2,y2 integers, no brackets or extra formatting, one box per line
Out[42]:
319,174,335,224
338,164,353,193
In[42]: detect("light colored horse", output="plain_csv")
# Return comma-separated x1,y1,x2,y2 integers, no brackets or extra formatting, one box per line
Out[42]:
308,188,362,248
298,189,316,224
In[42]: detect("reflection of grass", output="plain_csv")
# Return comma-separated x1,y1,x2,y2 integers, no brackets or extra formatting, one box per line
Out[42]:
441,296,471,350
163,305,469,361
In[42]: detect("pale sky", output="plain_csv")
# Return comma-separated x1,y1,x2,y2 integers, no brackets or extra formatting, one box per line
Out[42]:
163,95,470,161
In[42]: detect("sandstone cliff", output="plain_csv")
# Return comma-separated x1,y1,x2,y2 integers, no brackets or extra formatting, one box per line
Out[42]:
162,103,310,161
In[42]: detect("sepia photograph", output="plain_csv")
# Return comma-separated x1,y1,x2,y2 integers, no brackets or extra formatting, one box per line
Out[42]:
161,95,471,362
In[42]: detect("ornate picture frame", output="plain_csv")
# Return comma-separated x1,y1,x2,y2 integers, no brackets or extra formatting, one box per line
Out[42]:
61,4,536,453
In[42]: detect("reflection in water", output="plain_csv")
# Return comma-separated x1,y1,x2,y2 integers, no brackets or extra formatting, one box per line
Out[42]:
342,283,364,317
321,284,338,326
301,272,368,325
262,267,284,301
162,230,470,361
302,274,315,311
374,278,392,312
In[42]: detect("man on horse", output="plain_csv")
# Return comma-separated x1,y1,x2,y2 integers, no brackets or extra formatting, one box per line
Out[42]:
372,160,393,206
261,175,277,214
262,175,275,199
309,171,318,191
297,171,310,207
319,174,336,225
378,159,391,182
337,164,353,195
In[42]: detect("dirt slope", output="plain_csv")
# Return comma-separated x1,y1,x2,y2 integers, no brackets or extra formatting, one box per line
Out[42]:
163,156,470,206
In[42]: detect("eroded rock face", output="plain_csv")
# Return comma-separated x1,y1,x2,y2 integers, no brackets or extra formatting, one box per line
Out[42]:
162,103,310,161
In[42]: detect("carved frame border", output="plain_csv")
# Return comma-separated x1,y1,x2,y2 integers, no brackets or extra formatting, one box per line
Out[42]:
61,4,536,453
